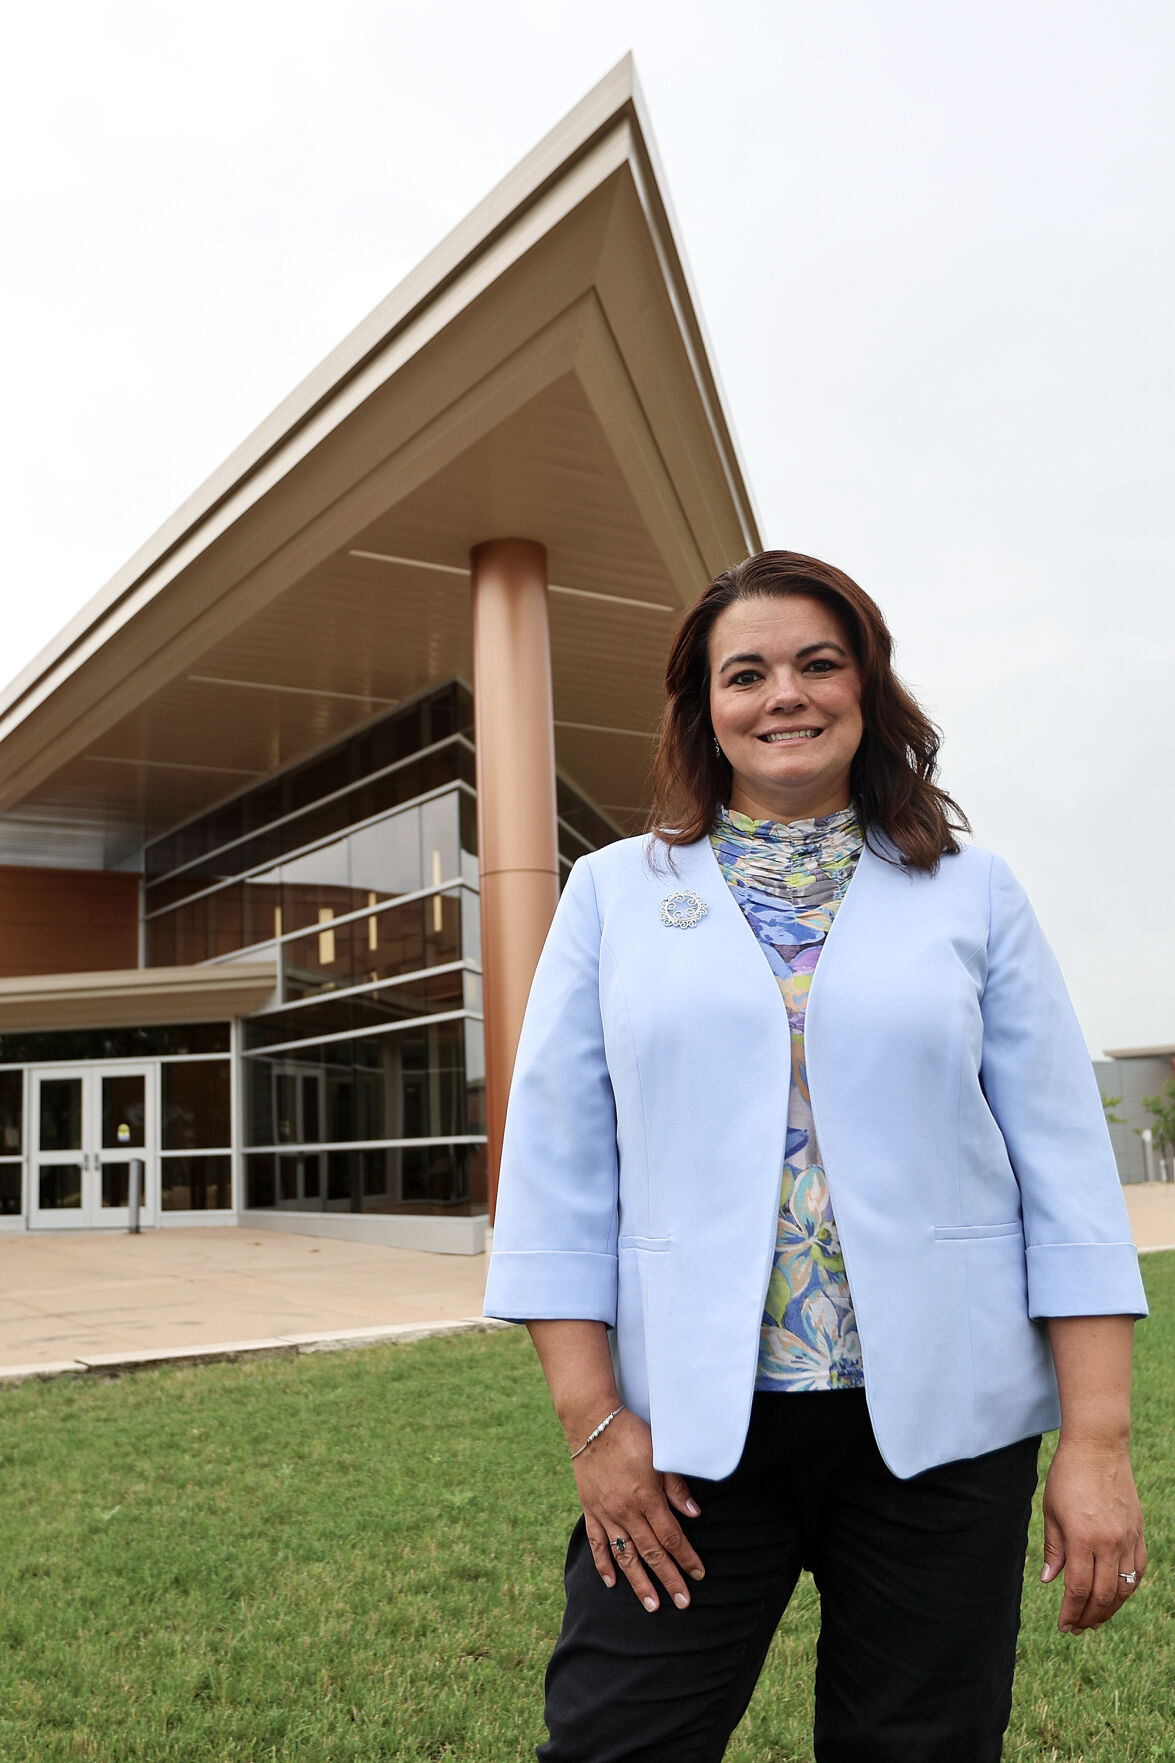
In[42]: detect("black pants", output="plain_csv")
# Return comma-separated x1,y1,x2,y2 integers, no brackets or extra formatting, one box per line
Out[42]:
539,1391,1040,1763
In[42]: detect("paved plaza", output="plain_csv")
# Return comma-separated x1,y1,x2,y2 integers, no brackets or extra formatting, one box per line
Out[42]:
1,1185,1172,1385
0,1226,497,1382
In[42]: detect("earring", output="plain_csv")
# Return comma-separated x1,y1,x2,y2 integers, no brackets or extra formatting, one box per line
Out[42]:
713,737,722,758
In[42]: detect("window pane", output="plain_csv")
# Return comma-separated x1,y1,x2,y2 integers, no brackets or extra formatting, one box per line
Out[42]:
348,807,422,900
146,914,177,966
424,893,461,967
369,758,422,818
160,1155,232,1211
102,1163,132,1208
326,1148,359,1210
402,1022,466,1138
273,1152,323,1208
420,749,457,794
350,969,464,1030
283,917,357,1000
400,1143,471,1206
280,839,353,935
245,999,354,1049
420,792,459,888
459,791,478,884
39,1165,81,1209
245,1153,275,1208
464,1019,485,1138
242,870,284,947
0,1070,22,1155
0,1162,21,1216
462,970,482,1013
39,1079,82,1153
468,1141,487,1206
460,888,481,966
102,1074,145,1150
353,899,425,989
162,1061,231,1150
167,887,245,962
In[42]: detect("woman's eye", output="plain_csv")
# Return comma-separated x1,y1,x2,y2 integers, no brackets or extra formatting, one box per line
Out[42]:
805,659,837,673
728,670,760,686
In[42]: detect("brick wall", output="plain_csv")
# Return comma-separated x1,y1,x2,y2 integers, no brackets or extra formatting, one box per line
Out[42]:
0,867,139,978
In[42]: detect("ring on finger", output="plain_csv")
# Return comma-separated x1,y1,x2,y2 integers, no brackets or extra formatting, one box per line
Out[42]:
1119,1570,1138,1586
612,1535,629,1556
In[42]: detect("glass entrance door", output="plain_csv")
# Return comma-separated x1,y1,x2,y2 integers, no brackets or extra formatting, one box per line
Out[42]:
30,1066,156,1229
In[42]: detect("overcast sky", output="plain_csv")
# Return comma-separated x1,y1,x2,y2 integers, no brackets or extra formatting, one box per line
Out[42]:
1,0,1172,1056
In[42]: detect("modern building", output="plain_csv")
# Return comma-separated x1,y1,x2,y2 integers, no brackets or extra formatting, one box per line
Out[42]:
1094,1045,1175,1184
0,58,760,1253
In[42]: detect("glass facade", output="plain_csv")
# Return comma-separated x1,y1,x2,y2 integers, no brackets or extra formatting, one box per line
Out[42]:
0,681,617,1230
139,681,616,1221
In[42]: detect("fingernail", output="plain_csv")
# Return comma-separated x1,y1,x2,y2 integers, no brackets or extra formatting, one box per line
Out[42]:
685,1499,701,1516
690,1568,705,1581
643,1596,658,1612
604,1577,615,1589
1060,1625,1074,1635
673,1593,689,1609
1040,1565,1055,1583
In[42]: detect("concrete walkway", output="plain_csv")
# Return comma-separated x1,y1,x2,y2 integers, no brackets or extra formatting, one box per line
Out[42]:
0,1226,497,1383
1,1186,1172,1386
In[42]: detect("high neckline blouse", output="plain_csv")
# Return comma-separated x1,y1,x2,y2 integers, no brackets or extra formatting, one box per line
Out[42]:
709,799,866,1393
715,801,864,856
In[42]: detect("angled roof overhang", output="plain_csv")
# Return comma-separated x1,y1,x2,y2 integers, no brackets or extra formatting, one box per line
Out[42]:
0,962,277,1031
0,55,760,868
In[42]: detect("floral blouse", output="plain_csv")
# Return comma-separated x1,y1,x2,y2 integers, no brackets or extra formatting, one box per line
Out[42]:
709,803,865,1391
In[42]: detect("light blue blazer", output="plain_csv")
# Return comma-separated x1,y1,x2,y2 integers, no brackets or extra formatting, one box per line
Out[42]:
483,829,1147,1480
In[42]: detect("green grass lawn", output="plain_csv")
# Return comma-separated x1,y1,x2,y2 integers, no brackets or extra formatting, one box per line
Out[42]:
1,1254,1170,1762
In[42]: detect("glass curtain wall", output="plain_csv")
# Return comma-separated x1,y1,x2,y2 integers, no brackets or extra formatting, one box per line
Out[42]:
141,683,619,1221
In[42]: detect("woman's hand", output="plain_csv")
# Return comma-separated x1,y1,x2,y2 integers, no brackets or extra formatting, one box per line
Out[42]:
1043,1315,1145,1635
525,1318,706,1612
573,1407,706,1612
1041,1437,1146,1632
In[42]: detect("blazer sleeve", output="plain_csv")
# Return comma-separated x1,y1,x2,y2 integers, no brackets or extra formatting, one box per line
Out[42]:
482,854,620,1326
979,853,1147,1319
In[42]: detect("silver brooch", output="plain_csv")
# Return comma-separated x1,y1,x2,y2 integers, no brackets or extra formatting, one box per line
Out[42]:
660,888,709,929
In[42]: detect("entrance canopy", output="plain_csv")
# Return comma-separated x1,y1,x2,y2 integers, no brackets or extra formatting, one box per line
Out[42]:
0,56,760,873
0,962,277,1032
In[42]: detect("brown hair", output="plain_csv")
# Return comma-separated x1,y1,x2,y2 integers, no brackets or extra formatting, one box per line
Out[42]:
645,550,969,873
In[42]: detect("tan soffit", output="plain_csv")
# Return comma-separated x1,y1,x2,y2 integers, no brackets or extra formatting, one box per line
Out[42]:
0,56,761,864
0,963,278,1031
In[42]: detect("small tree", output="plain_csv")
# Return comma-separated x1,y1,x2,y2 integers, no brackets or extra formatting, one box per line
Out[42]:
1101,1093,1125,1126
1139,1080,1175,1178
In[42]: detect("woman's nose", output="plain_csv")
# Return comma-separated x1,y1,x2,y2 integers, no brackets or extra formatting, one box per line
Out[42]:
765,671,806,712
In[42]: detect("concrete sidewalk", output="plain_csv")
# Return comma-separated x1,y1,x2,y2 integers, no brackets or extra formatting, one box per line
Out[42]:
0,1226,496,1383
1,1185,1172,1387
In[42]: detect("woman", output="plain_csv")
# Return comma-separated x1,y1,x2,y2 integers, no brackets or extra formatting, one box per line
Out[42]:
483,550,1147,1763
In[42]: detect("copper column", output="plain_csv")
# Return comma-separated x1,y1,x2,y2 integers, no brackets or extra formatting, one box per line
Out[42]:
470,538,560,1216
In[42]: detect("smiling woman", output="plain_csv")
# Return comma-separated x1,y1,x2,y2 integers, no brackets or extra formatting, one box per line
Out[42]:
484,549,1148,1763
708,594,864,823
648,550,970,872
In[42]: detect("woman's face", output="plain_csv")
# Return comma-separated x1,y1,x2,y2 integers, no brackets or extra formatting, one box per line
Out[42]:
707,593,864,823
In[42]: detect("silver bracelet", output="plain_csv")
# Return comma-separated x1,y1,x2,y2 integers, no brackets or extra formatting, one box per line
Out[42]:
570,1404,625,1460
